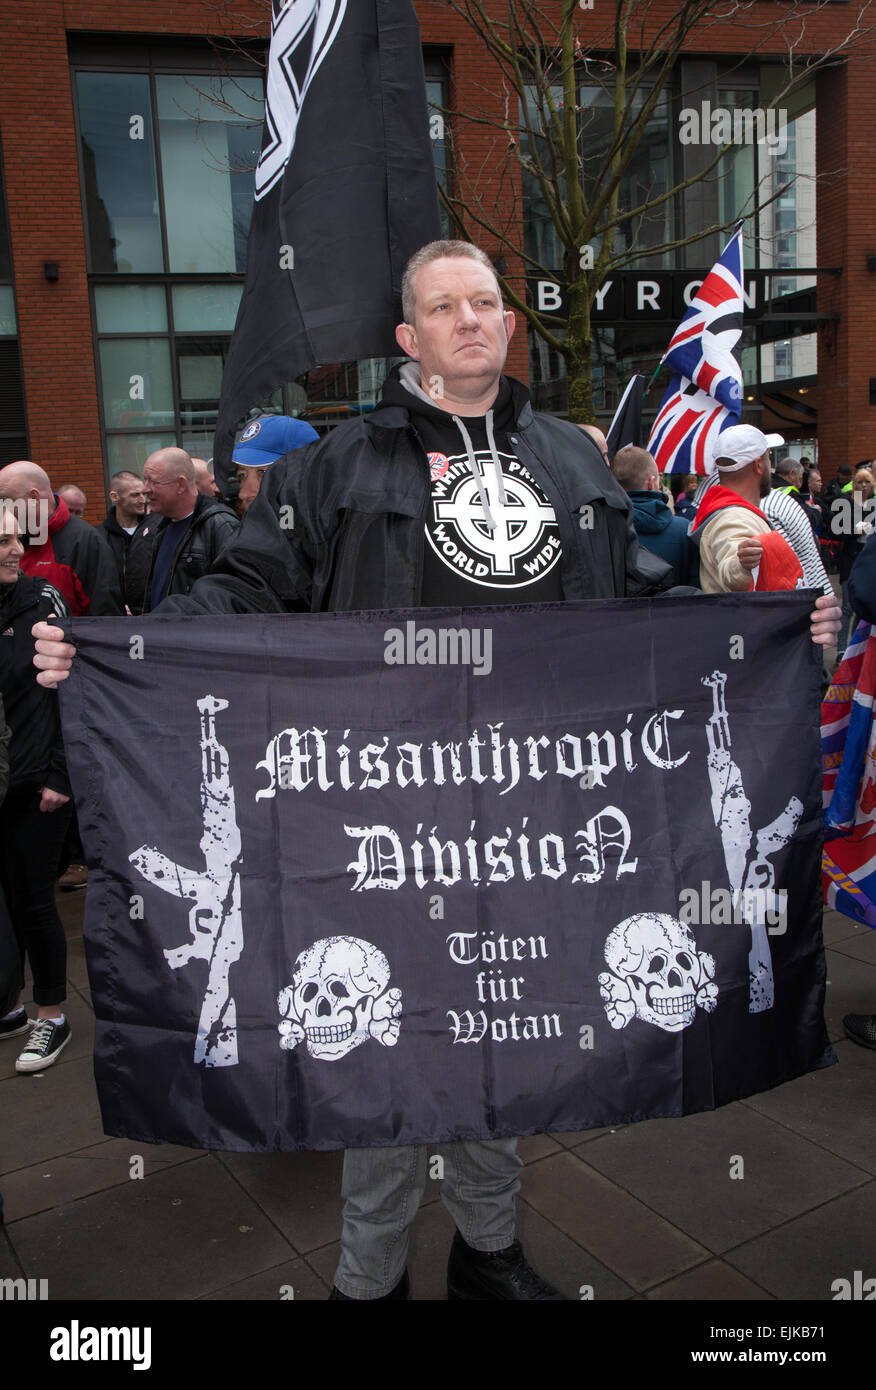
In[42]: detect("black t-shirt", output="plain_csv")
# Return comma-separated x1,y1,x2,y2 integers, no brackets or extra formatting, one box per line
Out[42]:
398,377,563,608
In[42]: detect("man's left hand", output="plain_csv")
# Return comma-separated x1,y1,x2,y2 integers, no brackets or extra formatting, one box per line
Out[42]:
810,592,842,647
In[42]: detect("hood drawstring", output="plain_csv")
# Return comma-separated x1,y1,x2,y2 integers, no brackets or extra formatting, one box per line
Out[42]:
485,410,508,507
452,413,506,533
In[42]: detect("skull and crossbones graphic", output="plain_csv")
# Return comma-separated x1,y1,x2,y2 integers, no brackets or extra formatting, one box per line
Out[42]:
598,913,718,1033
277,935,402,1060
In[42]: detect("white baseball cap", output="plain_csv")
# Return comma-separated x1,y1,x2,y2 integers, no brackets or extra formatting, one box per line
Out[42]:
711,424,785,473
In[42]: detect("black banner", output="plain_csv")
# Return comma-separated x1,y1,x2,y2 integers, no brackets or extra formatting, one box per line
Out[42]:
60,596,833,1152
213,0,441,480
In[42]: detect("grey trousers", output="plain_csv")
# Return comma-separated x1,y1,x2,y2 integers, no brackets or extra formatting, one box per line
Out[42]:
333,1138,522,1298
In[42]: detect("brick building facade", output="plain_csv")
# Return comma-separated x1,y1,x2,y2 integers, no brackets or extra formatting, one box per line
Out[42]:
0,1,873,519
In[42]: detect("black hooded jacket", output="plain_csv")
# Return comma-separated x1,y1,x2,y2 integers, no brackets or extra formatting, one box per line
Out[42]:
0,574,70,795
158,367,671,617
100,507,151,613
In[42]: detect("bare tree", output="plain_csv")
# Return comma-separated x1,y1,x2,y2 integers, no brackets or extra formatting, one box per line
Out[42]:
438,0,875,419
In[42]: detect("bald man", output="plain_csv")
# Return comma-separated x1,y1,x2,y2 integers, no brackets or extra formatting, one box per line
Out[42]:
58,485,87,518
128,447,239,613
577,424,610,466
0,462,121,615
192,458,219,499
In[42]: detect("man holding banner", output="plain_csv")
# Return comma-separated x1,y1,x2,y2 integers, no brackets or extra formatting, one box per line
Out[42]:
33,242,841,1301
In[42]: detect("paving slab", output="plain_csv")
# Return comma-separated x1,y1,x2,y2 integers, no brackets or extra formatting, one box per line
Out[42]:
202,1255,329,1301
742,1040,876,1177
1,1135,204,1222
514,1197,637,1301
217,1149,346,1255
0,1228,23,1278
548,1126,623,1147
517,1133,561,1163
0,1056,107,1174
823,947,876,1042
519,1149,709,1291
831,929,876,967
7,1156,293,1300
63,933,92,992
578,1102,869,1254
821,909,867,946
645,1259,775,1300
725,1181,876,1300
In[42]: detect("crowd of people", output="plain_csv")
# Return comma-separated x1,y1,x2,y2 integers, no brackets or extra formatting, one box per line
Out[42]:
1,238,869,1301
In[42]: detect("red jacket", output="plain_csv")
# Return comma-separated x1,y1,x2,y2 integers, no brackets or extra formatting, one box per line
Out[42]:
20,495,123,616
691,485,804,591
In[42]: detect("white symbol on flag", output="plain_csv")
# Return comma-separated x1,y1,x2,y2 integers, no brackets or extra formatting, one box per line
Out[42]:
255,0,348,202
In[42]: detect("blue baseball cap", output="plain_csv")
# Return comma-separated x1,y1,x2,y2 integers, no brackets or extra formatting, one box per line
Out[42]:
232,415,319,467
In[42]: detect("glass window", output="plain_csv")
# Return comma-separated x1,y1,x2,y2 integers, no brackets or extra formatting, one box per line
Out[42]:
94,284,168,334
105,431,178,476
98,338,174,430
0,286,17,335
716,90,758,264
156,75,263,274
579,81,673,269
175,338,227,432
172,283,242,332
77,73,163,273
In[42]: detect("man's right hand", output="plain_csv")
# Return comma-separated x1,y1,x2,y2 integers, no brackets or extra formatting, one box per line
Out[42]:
32,620,76,687
736,537,763,573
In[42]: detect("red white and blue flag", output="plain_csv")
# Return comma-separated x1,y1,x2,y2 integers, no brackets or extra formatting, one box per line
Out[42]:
822,621,876,927
647,225,745,475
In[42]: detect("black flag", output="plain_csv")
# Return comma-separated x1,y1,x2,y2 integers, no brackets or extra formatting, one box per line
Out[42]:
606,374,645,459
213,0,441,482
60,597,833,1153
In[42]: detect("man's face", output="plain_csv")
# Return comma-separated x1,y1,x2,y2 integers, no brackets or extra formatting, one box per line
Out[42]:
235,464,264,514
142,460,182,517
759,454,772,498
395,257,514,400
193,461,219,498
808,470,822,495
114,478,146,519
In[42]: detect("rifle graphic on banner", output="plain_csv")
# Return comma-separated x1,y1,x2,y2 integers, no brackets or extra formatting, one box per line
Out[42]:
703,671,802,1012
129,696,243,1066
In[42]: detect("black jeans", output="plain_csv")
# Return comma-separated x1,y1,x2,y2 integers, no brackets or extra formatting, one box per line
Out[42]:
0,786,72,1007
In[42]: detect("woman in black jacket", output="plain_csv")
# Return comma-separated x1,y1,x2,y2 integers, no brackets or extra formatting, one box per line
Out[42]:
0,507,74,1072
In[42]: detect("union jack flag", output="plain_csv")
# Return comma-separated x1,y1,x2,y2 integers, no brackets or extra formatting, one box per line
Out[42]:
822,621,876,928
647,225,745,475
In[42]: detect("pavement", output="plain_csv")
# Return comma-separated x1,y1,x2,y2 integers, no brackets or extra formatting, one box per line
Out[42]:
0,887,874,1303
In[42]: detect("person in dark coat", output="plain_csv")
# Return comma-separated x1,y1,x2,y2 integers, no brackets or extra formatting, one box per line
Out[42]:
0,505,74,1072
0,461,122,615
100,470,149,612
32,240,842,1300
126,448,240,614
611,445,700,587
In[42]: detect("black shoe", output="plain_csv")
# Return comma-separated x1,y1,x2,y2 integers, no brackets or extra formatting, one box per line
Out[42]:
446,1231,566,1300
843,1013,876,1051
329,1270,411,1301
0,1009,30,1041
15,1017,71,1073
